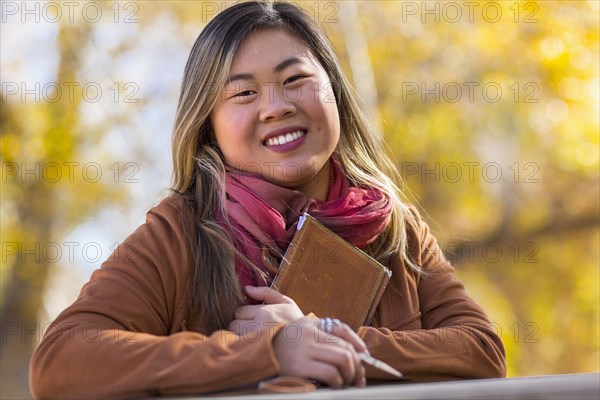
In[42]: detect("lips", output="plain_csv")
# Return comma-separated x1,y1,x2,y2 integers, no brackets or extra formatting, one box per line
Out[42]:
264,129,306,146
262,128,308,153
261,126,308,145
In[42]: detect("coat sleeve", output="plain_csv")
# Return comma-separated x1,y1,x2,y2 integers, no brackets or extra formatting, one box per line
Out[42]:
357,206,506,381
29,198,283,399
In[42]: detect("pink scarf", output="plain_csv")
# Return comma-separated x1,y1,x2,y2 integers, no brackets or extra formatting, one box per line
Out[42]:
220,158,392,298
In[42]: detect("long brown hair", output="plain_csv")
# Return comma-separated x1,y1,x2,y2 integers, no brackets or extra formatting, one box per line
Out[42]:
171,1,418,334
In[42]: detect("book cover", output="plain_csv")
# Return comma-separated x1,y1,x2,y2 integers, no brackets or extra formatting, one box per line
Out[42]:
271,213,392,331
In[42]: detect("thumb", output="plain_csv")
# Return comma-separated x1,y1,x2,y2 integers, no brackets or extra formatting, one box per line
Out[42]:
245,286,293,304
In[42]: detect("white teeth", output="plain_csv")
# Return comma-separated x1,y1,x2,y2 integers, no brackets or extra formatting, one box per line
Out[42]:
266,130,305,146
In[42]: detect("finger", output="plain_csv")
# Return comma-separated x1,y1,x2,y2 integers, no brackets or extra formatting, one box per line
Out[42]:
234,305,260,320
314,334,364,387
228,319,257,335
347,347,365,388
311,343,356,387
228,319,242,334
245,285,294,305
354,364,366,388
330,322,369,355
303,361,344,389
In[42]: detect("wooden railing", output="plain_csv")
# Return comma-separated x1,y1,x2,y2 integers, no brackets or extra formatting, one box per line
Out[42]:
158,373,600,399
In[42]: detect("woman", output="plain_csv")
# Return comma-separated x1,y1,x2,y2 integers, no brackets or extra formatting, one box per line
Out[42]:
30,1,506,398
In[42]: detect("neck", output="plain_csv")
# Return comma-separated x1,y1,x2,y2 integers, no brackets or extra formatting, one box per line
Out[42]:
295,159,331,202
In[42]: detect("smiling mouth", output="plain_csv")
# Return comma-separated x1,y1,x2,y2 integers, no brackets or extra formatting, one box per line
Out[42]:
263,130,307,146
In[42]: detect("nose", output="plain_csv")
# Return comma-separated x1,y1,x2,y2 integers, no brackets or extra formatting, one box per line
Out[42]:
259,85,296,122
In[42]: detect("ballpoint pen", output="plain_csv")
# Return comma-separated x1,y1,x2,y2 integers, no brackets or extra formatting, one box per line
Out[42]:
319,317,403,378
358,352,404,378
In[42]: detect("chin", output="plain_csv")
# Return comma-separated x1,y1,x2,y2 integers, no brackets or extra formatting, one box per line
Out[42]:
271,177,306,189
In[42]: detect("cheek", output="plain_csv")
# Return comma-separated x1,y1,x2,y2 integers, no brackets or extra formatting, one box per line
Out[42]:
317,84,340,129
321,97,341,141
213,109,245,146
327,102,341,130
301,86,339,127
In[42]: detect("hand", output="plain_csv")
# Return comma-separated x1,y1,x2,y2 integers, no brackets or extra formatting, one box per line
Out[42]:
228,286,304,336
319,317,370,356
273,317,367,389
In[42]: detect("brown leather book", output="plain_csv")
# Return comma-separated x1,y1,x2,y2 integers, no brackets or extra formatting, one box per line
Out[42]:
271,213,392,331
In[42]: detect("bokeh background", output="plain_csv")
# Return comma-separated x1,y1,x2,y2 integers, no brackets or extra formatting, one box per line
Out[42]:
1,1,598,398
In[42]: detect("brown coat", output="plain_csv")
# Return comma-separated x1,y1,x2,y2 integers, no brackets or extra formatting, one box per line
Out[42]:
29,196,506,399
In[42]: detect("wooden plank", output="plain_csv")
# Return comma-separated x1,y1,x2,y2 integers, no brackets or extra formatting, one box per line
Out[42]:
167,373,600,400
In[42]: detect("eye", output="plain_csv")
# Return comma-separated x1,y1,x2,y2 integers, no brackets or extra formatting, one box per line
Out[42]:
284,75,307,85
234,90,256,97
228,89,258,102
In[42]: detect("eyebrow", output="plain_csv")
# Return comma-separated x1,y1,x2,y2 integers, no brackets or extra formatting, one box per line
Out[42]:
224,56,305,85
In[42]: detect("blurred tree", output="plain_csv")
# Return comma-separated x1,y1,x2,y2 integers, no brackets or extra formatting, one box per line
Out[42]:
331,0,599,376
1,20,125,398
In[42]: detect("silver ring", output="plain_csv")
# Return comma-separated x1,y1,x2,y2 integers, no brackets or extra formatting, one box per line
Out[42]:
320,317,340,334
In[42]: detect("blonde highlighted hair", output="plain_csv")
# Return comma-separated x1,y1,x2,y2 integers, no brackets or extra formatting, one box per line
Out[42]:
171,1,418,333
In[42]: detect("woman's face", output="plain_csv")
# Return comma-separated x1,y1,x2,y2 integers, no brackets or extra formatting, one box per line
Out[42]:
210,28,340,201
